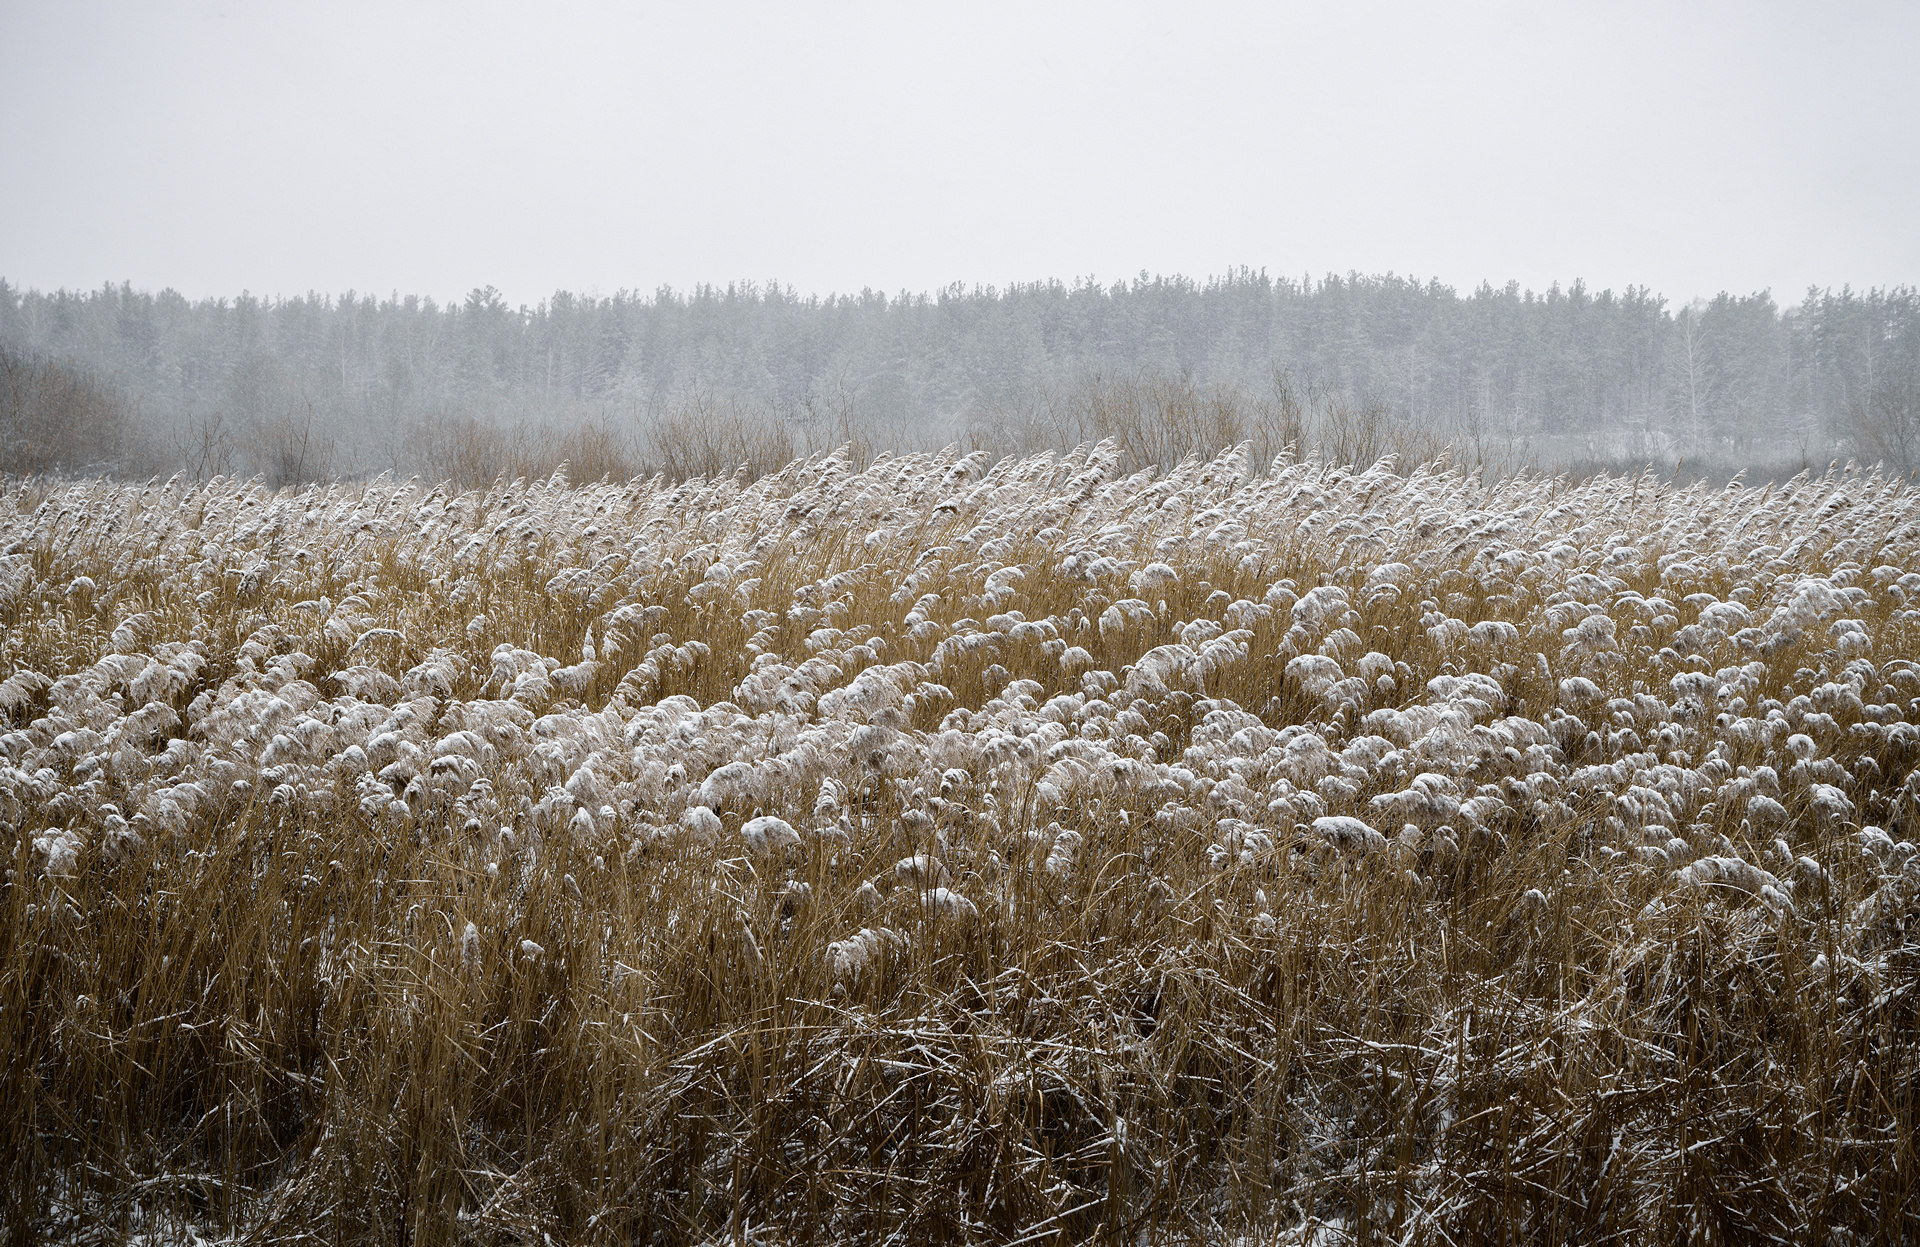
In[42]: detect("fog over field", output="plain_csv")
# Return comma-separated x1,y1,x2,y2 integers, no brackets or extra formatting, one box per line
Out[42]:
5,4,1920,1244
4,274,1920,487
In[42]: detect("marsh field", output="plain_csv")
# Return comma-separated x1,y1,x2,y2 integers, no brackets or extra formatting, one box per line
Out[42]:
4,444,1919,1244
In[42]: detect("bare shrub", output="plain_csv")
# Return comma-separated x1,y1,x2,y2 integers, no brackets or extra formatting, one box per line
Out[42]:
792,383,878,471
173,411,237,479
402,410,523,491
530,417,638,484
640,395,797,481
1312,390,1450,470
1847,375,1920,476
247,403,335,488
975,374,1248,474
1248,369,1310,466
974,371,1428,475
403,411,639,488
1057,374,1243,472
0,344,144,476
410,402,797,490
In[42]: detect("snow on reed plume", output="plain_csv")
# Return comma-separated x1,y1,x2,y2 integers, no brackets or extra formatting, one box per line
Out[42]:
3,446,1919,1241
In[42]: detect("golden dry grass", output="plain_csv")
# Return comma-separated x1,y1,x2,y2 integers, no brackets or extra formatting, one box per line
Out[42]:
2,446,1918,1244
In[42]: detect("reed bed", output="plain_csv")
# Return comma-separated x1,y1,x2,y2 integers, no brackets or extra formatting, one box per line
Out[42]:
2,445,1917,1243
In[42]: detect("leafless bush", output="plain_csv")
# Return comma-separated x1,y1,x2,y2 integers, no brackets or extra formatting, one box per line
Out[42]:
0,344,146,476
1312,390,1450,471
403,410,515,492
173,411,237,479
639,395,797,481
792,383,878,471
404,411,642,488
536,417,639,484
973,371,1436,475
247,403,335,488
1847,376,1920,476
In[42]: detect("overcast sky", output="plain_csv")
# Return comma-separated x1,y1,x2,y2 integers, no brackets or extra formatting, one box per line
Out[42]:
3,1,1916,308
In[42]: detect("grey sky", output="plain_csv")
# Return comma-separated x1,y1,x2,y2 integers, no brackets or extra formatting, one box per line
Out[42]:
3,1,1915,307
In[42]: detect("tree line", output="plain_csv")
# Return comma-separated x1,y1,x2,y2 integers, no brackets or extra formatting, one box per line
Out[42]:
2,270,1916,482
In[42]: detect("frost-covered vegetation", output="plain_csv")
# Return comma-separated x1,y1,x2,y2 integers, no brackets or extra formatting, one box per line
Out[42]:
5,447,1920,1242
6,275,1919,484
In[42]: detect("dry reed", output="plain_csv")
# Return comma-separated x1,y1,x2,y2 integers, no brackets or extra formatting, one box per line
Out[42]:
2,446,1917,1244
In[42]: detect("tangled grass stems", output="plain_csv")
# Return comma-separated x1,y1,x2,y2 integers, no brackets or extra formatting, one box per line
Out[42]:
2,446,1918,1243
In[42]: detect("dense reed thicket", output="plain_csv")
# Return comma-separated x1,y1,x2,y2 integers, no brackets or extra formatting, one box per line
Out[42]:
4,446,1919,1243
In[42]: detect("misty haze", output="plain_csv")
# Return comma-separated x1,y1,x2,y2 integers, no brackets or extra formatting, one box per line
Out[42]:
3,274,1920,487
5,4,1920,1245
